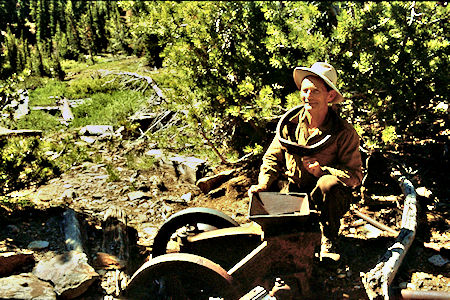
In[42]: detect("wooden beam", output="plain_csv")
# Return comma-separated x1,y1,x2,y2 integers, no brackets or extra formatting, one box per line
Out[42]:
0,127,42,138
361,176,417,300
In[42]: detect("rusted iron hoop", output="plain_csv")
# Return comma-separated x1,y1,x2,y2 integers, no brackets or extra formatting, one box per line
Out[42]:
152,207,239,257
125,252,236,299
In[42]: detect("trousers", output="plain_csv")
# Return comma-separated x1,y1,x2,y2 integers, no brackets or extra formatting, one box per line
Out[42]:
279,175,352,239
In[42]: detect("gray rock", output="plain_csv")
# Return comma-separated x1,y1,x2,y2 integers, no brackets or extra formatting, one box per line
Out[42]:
33,251,99,299
27,241,49,250
79,125,113,136
7,224,20,234
62,209,84,253
0,273,56,300
169,156,207,184
428,254,449,267
127,191,150,201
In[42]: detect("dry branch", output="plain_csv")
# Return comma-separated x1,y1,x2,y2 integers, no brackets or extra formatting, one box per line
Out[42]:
361,176,417,300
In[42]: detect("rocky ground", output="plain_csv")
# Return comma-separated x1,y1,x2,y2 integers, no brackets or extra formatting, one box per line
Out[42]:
0,133,449,299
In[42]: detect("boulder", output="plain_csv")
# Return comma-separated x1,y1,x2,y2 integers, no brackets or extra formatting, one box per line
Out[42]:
0,273,56,300
33,251,99,299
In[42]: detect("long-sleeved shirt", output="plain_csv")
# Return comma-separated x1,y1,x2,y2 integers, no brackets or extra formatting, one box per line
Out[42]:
258,105,363,190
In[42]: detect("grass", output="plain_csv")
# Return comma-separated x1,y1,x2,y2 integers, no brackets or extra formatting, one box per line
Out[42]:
70,90,147,128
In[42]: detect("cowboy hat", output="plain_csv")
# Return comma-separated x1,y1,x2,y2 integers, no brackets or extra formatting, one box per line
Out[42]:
293,62,344,104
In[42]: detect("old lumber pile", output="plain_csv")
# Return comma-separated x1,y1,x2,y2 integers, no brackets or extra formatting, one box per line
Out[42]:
361,175,417,299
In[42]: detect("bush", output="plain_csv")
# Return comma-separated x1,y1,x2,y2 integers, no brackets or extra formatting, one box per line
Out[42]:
0,137,60,195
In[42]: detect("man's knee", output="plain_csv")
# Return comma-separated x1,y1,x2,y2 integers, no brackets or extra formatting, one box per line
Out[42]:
316,175,341,194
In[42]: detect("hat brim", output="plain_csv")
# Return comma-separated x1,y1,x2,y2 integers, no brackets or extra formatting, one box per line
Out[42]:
293,67,344,104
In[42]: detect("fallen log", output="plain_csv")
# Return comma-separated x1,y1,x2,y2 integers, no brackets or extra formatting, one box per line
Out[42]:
0,127,42,137
361,176,417,300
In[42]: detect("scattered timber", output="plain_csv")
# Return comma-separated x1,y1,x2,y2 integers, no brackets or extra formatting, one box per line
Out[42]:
361,175,417,300
31,106,60,111
0,127,42,137
97,69,165,100
350,207,399,237
59,97,74,121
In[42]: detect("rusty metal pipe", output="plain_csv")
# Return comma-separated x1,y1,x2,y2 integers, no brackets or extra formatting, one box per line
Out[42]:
400,289,450,299
350,207,400,236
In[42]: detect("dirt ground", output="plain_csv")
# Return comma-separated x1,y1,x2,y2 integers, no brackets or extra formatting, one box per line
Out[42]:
1,136,449,299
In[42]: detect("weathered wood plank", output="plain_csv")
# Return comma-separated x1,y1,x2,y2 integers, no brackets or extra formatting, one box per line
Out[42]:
60,98,74,121
361,176,417,300
0,127,42,137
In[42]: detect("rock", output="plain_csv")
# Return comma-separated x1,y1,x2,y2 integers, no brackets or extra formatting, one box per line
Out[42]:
80,136,96,144
142,227,158,236
149,175,167,191
362,224,383,239
33,251,99,299
0,273,56,300
61,189,77,201
63,209,84,253
27,241,49,250
145,149,164,158
79,125,114,136
127,191,150,201
196,169,236,194
93,252,125,270
169,156,207,184
180,192,192,203
428,254,449,267
0,252,35,276
7,224,20,234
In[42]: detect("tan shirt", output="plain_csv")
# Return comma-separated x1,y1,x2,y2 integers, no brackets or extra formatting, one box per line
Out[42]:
258,106,363,189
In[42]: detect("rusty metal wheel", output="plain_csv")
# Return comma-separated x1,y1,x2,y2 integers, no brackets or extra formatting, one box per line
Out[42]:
125,253,236,300
152,207,238,257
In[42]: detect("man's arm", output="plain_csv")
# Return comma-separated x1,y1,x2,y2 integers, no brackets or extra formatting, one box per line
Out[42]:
324,128,363,187
248,135,285,197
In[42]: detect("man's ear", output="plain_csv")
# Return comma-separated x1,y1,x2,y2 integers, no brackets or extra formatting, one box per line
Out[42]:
327,90,337,103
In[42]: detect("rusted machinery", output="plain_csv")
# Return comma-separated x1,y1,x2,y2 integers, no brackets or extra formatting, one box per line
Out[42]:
125,192,322,299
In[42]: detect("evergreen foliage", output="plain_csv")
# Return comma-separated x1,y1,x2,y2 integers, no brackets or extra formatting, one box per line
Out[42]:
0,1,448,150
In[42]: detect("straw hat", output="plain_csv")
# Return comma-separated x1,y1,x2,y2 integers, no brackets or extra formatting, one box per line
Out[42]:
293,62,344,104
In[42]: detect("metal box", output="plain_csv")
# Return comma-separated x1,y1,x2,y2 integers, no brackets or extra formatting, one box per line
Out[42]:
248,192,311,235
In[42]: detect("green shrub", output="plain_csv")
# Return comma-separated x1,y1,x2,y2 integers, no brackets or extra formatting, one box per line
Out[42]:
0,137,60,195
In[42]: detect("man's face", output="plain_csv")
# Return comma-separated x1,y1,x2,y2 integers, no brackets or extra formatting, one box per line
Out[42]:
300,76,334,113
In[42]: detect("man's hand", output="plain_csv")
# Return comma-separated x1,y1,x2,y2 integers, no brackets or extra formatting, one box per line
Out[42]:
302,157,324,177
248,184,268,198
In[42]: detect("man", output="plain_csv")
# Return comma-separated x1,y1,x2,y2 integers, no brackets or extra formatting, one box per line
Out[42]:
248,62,363,260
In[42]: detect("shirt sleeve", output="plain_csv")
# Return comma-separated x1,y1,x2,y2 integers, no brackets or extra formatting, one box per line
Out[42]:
258,134,285,188
324,128,363,188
